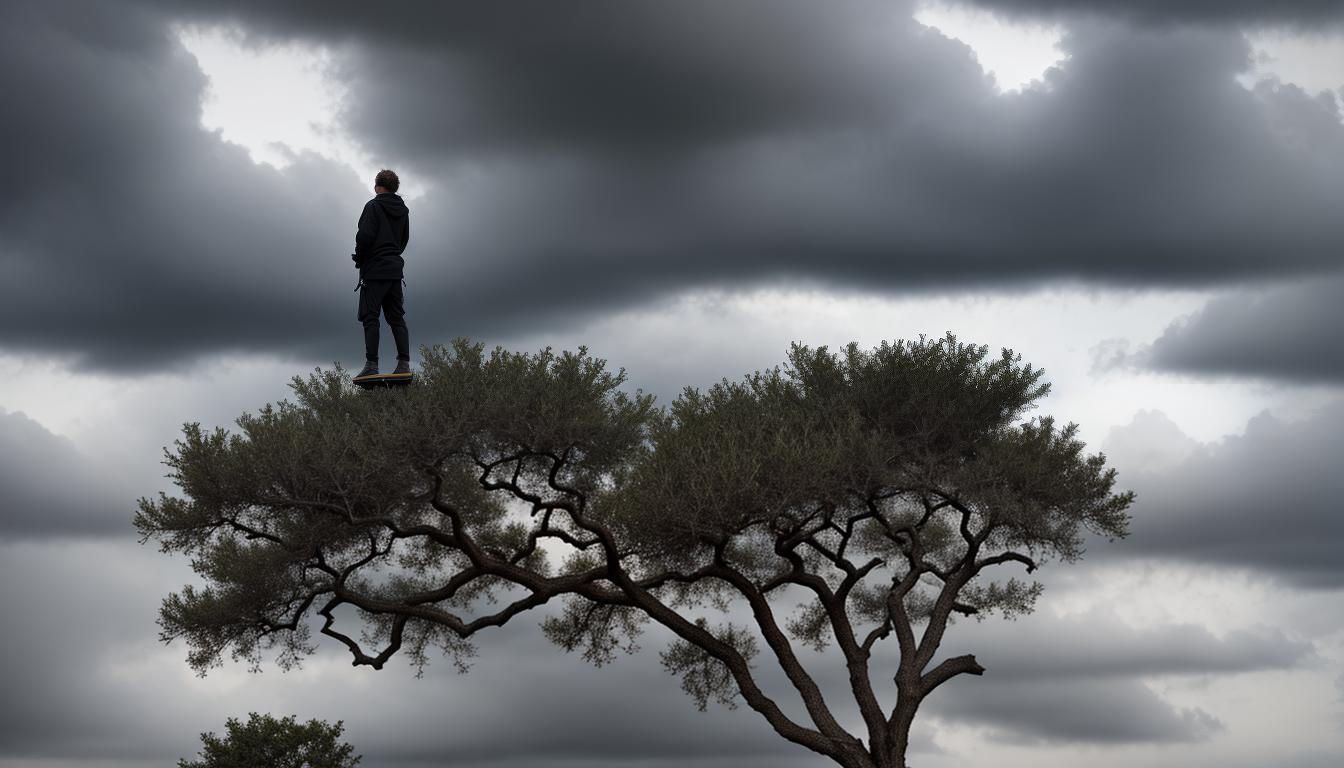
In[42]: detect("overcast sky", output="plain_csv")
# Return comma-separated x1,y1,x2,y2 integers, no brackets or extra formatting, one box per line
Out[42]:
2,1,1343,766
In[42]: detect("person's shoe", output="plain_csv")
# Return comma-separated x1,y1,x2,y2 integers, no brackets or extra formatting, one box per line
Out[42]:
391,360,412,376
354,361,379,379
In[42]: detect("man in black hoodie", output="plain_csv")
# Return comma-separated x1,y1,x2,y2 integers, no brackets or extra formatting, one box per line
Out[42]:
352,169,411,379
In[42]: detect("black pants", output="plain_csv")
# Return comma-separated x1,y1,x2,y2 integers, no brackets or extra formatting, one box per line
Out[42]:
358,279,409,362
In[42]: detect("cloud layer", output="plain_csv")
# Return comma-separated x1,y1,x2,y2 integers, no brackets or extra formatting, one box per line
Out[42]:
1104,406,1344,587
919,605,1314,745
0,538,1319,765
0,409,136,538
1145,277,1344,383
967,0,1344,26
1,1,1343,371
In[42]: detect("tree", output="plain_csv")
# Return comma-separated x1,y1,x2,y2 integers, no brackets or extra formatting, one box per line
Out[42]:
178,712,360,768
138,334,1132,768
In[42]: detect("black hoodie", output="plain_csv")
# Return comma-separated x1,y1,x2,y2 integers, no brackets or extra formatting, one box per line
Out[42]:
354,192,410,280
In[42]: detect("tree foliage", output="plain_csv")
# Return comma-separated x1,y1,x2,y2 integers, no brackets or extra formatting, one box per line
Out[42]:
177,713,359,768
138,335,1132,768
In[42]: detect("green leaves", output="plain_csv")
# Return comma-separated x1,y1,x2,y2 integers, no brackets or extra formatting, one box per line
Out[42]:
138,339,655,674
959,578,1044,621
178,713,360,768
660,619,759,711
608,332,1089,569
412,338,657,481
961,416,1134,563
789,333,1050,459
542,598,646,667
614,368,854,555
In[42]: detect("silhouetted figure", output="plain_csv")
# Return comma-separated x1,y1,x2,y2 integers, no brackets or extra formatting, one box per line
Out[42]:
352,169,410,381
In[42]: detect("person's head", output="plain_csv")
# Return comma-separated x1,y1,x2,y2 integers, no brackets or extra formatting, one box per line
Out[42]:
373,169,400,195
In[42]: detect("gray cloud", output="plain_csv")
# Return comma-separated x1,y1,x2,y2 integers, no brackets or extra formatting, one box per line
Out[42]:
936,612,1315,681
0,535,1315,765
915,607,1311,744
0,540,200,761
1144,276,1344,383
1095,409,1200,474
1272,752,1344,768
0,1,368,371
2,2,1344,371
1102,405,1344,587
0,409,135,538
933,677,1224,744
966,0,1344,26
219,7,1344,291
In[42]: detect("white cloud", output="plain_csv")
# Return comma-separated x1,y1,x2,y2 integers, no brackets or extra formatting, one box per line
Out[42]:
915,1,1066,91
1245,29,1344,113
175,24,388,188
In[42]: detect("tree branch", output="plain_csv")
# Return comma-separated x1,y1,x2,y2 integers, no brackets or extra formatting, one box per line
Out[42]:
708,551,854,747
920,653,985,694
975,550,1038,574
607,566,859,765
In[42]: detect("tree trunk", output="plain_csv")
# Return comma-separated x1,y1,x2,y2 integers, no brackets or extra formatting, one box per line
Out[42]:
886,693,922,768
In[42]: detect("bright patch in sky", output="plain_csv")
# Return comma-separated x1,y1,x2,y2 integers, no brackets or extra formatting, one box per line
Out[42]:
915,1,1065,91
1245,29,1344,116
176,25,373,177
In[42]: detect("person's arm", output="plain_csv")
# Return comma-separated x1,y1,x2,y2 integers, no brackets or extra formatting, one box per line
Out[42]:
354,201,377,264
400,214,410,252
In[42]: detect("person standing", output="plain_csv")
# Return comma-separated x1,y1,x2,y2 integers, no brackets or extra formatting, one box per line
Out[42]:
352,169,411,380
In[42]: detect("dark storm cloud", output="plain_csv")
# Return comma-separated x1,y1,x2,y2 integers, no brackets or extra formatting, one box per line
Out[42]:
148,0,972,158
938,612,1315,682
1102,406,1344,587
3,0,1344,371
1143,276,1344,383
915,608,1311,744
0,0,370,371
933,677,1224,744
186,3,1344,287
967,0,1344,26
0,409,135,537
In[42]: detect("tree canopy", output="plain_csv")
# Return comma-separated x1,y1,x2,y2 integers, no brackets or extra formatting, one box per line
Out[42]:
178,712,360,768
138,334,1132,768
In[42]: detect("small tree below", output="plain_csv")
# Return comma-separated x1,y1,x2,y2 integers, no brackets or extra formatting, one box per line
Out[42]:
140,335,1132,768
178,713,360,768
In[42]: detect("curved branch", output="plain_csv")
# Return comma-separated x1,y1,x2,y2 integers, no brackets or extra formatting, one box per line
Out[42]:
318,596,407,670
610,567,861,765
975,550,1038,574
708,553,854,747
921,653,985,694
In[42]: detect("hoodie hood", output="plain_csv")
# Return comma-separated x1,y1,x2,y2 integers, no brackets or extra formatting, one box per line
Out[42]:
375,192,408,219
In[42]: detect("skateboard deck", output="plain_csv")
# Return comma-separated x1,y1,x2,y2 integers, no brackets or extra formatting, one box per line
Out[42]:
353,372,415,390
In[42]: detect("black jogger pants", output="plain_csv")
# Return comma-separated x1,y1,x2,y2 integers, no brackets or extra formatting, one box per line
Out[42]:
357,279,409,363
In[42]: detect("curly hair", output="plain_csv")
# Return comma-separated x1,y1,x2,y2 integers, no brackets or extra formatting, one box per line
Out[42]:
374,169,400,193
